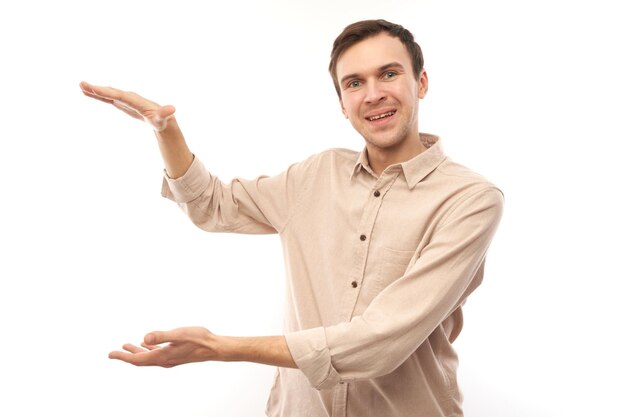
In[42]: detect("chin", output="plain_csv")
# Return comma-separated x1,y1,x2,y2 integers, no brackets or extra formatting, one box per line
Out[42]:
364,134,406,150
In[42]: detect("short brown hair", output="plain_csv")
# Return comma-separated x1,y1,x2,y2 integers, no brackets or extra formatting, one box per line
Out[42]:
329,19,424,97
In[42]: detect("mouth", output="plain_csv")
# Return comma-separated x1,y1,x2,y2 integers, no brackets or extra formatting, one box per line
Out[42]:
366,110,396,122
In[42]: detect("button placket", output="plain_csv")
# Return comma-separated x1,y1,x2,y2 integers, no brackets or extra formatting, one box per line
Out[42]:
338,173,399,319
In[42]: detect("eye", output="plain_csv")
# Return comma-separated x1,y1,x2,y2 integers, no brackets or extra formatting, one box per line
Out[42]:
347,80,362,88
383,71,397,79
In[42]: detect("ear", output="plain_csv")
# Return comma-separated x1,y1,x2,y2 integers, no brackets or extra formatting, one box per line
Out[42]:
417,69,429,99
340,97,348,119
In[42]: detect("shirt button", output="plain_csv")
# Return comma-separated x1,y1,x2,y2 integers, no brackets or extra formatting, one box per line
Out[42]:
360,234,367,241
351,281,358,288
374,190,381,197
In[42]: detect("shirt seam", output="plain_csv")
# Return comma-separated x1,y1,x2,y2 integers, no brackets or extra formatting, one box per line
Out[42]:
439,186,502,227
277,152,321,235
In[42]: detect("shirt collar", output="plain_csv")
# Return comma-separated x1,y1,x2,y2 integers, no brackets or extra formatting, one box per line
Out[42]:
351,149,376,178
351,133,446,189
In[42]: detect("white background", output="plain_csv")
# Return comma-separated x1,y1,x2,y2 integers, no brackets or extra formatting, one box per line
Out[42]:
1,0,624,416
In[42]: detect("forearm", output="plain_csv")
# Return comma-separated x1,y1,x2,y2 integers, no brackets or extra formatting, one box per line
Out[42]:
154,116,194,179
110,327,298,369
216,335,297,368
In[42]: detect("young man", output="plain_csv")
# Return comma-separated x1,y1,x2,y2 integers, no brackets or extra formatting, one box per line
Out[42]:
81,19,503,417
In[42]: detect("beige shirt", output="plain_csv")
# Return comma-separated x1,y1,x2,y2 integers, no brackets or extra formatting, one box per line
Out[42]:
162,134,503,417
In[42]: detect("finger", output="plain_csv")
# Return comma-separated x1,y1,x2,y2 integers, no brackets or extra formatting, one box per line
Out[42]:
79,81,96,95
140,341,161,350
80,88,115,104
79,81,125,101
80,81,160,113
112,100,145,121
144,331,166,346
157,105,176,119
122,343,146,354
81,83,134,112
109,350,149,366
144,329,183,346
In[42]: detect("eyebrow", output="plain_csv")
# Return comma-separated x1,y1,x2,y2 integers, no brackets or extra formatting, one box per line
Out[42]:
339,62,405,86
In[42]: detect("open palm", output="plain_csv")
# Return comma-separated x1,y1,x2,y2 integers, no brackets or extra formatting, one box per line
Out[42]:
79,81,176,131
108,327,216,368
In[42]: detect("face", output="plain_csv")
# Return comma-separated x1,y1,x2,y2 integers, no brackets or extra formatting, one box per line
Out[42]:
336,33,428,155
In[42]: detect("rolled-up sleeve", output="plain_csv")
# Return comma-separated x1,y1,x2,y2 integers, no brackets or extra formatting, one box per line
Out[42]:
284,328,341,389
161,156,212,203
286,187,504,388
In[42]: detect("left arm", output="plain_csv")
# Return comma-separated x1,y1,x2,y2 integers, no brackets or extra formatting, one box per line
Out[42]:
112,188,502,378
285,186,504,388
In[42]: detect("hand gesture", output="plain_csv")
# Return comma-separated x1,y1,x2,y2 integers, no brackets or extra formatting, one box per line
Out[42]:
79,81,176,132
109,327,218,368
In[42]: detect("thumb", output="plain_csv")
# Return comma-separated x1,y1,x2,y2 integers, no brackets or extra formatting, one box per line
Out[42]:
144,330,174,346
158,105,176,119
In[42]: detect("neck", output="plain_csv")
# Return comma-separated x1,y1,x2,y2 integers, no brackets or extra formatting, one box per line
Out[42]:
367,135,427,176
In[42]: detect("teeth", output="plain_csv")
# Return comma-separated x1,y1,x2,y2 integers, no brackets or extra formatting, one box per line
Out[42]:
368,111,395,121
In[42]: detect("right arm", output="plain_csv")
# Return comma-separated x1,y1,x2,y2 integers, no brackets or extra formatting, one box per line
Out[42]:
80,81,312,234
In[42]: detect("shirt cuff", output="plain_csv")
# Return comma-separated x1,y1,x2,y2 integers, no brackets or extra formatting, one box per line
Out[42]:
284,327,341,390
160,155,210,203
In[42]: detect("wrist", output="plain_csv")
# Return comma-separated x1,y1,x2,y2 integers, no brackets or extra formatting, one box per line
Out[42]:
154,117,194,179
154,116,182,142
213,335,296,368
208,334,237,362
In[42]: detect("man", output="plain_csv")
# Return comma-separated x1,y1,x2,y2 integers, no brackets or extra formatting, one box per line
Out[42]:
80,19,503,417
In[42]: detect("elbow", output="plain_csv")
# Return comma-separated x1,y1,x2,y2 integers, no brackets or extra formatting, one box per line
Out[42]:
326,319,423,383
334,344,409,381
359,356,406,380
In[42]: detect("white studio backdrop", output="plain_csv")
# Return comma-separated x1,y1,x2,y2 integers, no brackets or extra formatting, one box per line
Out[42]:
1,0,624,416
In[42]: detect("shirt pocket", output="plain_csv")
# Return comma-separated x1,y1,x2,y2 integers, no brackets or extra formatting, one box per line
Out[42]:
373,247,416,294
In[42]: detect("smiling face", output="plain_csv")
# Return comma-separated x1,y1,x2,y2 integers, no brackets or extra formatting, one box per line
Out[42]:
336,33,428,167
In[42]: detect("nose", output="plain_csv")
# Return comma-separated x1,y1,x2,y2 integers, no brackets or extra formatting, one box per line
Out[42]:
364,80,386,104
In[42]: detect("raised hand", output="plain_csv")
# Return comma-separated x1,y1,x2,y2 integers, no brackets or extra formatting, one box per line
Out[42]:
79,81,176,132
79,81,193,178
